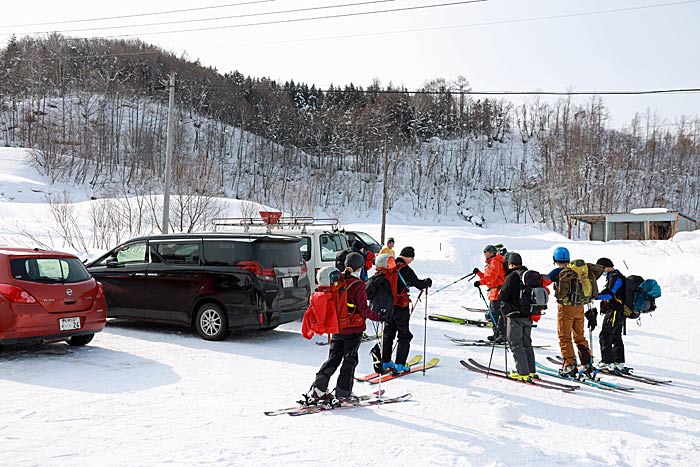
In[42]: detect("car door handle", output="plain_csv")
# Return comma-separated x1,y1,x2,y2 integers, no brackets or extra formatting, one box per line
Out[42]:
147,273,159,277
130,272,147,277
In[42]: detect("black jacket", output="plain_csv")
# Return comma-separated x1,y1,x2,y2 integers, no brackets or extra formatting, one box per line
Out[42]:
498,265,530,319
396,257,430,296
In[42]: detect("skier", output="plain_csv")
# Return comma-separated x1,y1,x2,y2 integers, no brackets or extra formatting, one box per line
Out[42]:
473,245,506,343
498,252,537,381
594,257,627,371
379,237,396,258
306,253,382,403
380,246,431,373
336,240,368,280
549,247,603,377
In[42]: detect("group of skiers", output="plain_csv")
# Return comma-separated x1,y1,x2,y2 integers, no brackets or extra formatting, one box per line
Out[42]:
301,236,646,402
474,244,633,381
302,239,431,403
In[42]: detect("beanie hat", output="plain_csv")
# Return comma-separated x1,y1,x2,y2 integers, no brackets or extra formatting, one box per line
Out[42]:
351,240,363,250
508,252,522,266
483,245,497,254
387,237,395,243
596,257,614,268
399,246,415,258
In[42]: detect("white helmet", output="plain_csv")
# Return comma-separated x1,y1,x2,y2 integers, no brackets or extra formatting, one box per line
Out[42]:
317,266,341,286
375,253,396,269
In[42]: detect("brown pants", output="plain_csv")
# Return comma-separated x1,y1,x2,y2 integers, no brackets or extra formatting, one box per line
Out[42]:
557,304,592,366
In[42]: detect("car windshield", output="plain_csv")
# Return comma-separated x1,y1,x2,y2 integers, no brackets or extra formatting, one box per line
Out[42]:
320,234,347,261
353,231,380,246
10,257,92,283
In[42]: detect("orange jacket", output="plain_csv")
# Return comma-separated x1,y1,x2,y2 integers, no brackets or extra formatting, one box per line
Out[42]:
477,254,506,300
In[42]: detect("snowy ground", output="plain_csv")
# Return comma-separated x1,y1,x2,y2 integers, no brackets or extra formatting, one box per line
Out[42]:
1,148,700,467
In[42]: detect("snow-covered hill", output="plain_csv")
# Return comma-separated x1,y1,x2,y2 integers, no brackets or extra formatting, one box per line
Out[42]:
1,149,699,467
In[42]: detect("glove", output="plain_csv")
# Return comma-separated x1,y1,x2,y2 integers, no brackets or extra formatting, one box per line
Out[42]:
472,267,480,275
425,278,432,287
378,309,388,322
473,281,481,288
584,308,597,331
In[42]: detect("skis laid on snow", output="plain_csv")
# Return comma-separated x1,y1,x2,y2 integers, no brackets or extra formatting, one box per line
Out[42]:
365,358,440,384
460,359,578,392
355,355,423,382
461,306,488,314
444,334,550,349
537,360,634,392
428,313,493,328
549,356,671,386
265,391,413,417
315,333,380,346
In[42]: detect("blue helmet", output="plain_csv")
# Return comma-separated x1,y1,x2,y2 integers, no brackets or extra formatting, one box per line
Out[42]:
553,247,570,263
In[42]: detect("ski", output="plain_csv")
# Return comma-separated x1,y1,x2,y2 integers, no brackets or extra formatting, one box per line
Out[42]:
549,356,671,386
365,358,440,384
536,361,634,392
286,393,412,416
443,334,550,349
355,355,423,382
315,333,380,346
264,390,386,416
460,359,577,392
428,314,493,328
461,306,488,314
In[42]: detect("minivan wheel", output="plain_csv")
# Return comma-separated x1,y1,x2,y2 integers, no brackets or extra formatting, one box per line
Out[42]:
195,303,228,341
68,334,94,346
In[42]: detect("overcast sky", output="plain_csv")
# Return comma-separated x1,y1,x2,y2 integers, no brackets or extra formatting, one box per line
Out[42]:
2,0,699,127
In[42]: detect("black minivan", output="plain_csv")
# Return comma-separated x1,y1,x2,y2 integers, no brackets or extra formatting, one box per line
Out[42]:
86,233,310,340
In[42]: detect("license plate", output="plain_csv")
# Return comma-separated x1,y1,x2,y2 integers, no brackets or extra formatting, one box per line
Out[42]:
282,277,294,288
59,317,81,331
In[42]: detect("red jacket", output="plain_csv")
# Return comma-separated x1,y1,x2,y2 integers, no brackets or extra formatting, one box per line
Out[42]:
340,275,381,334
477,254,506,301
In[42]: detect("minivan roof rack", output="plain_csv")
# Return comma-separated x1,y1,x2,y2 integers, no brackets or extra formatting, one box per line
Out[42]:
212,216,340,234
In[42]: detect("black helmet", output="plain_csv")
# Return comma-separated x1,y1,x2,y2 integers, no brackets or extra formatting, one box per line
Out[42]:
508,252,522,266
483,245,497,254
596,257,614,268
345,252,365,271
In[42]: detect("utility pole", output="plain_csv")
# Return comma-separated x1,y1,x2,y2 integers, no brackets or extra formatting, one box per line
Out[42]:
380,132,389,245
162,73,176,234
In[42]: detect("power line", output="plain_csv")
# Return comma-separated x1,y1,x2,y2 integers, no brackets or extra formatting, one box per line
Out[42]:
86,0,490,38
226,0,700,48
0,0,278,29
4,0,400,36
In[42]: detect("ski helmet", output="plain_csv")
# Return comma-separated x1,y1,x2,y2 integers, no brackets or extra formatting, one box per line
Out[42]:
508,252,522,266
317,266,341,286
553,247,570,263
375,253,396,269
483,245,497,254
345,252,364,271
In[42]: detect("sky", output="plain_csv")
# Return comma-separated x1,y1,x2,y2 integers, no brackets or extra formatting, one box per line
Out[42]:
1,0,699,127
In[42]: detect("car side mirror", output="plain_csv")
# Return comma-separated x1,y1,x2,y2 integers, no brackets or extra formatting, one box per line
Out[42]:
106,259,120,268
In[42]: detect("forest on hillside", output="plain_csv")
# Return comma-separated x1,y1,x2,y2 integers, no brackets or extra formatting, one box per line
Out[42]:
1,34,699,233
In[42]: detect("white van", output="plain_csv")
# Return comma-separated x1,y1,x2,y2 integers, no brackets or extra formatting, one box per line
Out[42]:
212,216,348,286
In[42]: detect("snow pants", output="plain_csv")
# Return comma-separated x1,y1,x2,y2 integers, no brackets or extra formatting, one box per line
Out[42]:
313,332,362,397
507,316,535,375
599,308,625,364
557,304,592,367
381,306,413,366
489,300,506,339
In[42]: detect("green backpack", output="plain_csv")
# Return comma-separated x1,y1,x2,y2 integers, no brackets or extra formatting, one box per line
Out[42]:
555,260,603,305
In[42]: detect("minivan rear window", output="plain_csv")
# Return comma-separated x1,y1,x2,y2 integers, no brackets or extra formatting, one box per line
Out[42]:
203,240,301,267
320,234,347,261
10,257,92,283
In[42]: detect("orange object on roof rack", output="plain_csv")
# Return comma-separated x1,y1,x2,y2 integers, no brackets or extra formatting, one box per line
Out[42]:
259,211,282,225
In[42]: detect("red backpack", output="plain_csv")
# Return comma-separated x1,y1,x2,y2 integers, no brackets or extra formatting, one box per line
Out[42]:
301,275,364,339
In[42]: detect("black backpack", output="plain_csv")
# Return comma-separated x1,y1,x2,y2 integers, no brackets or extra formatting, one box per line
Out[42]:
623,275,661,319
366,273,395,315
518,270,548,316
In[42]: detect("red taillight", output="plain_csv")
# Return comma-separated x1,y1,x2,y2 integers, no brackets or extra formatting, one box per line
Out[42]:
95,282,105,299
237,260,276,282
0,284,38,303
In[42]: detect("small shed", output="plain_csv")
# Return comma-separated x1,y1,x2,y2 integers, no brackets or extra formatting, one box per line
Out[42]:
568,208,697,241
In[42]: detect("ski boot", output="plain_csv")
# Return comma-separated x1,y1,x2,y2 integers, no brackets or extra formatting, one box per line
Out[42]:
508,371,532,382
392,363,411,375
301,386,339,408
558,364,577,378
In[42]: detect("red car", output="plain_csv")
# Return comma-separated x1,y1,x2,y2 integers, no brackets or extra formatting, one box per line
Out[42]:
0,248,107,348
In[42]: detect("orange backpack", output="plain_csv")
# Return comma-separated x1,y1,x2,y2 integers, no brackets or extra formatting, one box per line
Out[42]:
301,275,364,339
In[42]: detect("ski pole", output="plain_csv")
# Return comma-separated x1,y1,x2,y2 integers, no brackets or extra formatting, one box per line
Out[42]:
431,273,475,295
423,288,428,376
409,289,425,316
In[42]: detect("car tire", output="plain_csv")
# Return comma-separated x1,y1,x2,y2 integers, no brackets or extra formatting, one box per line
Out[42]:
68,334,94,346
195,303,228,341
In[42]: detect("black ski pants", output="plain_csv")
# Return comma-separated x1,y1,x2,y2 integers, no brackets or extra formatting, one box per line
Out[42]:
381,306,413,366
490,300,506,339
313,332,362,397
599,308,625,364
507,316,536,375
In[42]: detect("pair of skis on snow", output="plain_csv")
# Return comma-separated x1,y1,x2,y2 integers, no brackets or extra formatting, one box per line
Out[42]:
444,334,550,349
546,356,671,386
266,355,440,416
